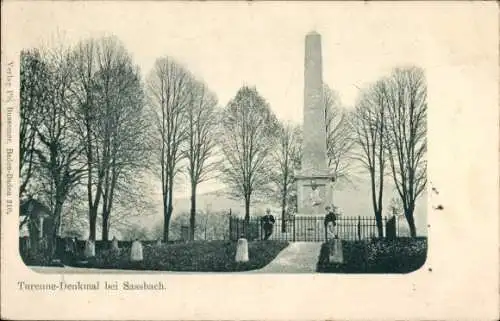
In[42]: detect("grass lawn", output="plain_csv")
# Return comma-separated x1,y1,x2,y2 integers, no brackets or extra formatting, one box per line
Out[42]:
317,237,427,274
66,240,289,272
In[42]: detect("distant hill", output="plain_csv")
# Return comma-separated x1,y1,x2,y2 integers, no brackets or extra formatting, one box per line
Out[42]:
168,179,427,236
172,189,244,216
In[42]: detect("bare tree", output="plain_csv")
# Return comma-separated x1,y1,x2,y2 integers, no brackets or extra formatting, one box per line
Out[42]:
147,56,193,242
269,122,301,232
59,185,89,238
70,36,149,241
31,45,86,254
183,81,220,240
93,38,150,241
120,224,151,241
70,38,101,241
352,79,389,238
324,84,354,184
102,172,157,239
219,86,278,224
20,49,50,198
57,173,154,241
384,67,427,237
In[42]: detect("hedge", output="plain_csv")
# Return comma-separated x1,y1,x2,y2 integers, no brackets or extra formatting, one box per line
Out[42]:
317,237,427,273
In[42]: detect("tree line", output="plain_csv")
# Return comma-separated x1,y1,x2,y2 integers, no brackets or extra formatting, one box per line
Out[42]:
351,67,427,237
20,35,426,257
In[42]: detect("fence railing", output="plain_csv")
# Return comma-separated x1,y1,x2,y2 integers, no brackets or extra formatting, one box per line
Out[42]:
229,215,394,242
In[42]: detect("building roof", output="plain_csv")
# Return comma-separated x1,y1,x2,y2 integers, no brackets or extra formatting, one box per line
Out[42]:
19,198,51,217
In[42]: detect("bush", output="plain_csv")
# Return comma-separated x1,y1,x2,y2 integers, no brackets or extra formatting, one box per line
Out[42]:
317,237,427,273
66,240,289,272
21,248,53,266
20,246,66,267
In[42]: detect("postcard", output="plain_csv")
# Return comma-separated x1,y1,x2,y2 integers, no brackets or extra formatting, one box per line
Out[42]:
1,1,498,320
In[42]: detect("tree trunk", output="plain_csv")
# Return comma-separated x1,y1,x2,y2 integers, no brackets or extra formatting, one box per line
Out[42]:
370,170,384,238
85,114,95,241
163,195,169,242
163,181,174,242
102,211,109,241
168,184,174,236
163,208,170,243
244,196,250,238
101,187,109,241
49,199,63,259
102,167,118,242
244,196,250,223
405,209,417,238
281,189,287,233
89,208,97,241
374,211,383,238
189,183,196,241
88,183,103,241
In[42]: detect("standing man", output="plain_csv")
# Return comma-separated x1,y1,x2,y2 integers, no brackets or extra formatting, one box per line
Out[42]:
261,208,276,240
324,205,337,241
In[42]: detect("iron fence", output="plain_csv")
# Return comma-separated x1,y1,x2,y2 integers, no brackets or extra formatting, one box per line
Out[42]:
229,215,392,242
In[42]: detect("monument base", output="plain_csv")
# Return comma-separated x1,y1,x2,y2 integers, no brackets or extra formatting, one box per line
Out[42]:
295,169,335,216
292,215,325,241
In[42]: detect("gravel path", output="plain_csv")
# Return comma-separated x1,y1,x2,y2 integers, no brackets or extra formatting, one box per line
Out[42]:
250,242,322,273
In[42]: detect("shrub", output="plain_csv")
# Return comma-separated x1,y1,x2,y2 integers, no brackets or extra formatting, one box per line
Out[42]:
65,240,288,272
317,237,427,273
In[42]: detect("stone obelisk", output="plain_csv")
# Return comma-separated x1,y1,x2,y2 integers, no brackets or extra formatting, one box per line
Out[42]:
296,31,335,216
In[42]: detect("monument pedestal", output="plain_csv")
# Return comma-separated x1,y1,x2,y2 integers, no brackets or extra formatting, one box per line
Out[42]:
295,169,335,216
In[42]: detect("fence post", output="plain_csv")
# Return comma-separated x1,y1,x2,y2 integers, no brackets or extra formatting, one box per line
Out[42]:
260,217,263,241
383,216,387,239
357,216,361,240
236,217,239,240
229,210,232,241
293,216,296,242
396,215,399,238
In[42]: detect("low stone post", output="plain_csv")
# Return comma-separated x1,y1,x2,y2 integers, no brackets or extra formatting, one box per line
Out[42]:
235,238,249,263
156,238,162,247
130,240,143,262
21,236,31,252
111,237,120,252
181,225,190,242
38,216,45,239
328,238,344,264
84,240,95,259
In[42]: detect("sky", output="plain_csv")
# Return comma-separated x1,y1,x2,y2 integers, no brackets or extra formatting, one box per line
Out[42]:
13,2,451,112
6,2,497,218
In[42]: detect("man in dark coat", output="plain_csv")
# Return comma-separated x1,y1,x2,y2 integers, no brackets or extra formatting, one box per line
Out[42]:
261,209,276,240
324,206,338,241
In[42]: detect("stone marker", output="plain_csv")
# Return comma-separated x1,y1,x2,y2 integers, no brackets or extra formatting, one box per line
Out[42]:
181,225,190,242
235,238,249,263
84,240,95,258
385,216,397,240
156,238,162,246
20,236,31,253
130,239,143,262
328,238,344,264
111,237,119,252
64,237,76,256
